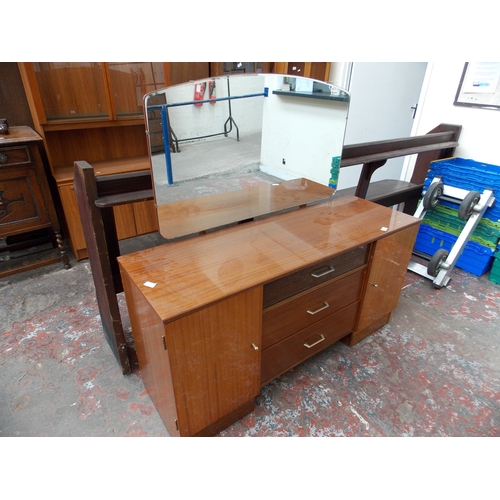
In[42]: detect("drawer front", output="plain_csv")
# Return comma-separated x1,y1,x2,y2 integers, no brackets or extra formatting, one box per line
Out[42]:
263,245,369,308
261,301,359,385
0,146,32,167
262,268,365,350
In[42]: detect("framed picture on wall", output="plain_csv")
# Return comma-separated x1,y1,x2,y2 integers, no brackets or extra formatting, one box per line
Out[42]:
454,62,500,110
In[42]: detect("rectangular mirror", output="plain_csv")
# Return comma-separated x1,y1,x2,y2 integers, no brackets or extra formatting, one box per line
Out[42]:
144,73,350,239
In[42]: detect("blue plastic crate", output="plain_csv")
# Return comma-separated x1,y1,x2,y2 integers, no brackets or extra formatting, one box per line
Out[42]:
424,158,500,222
414,224,495,276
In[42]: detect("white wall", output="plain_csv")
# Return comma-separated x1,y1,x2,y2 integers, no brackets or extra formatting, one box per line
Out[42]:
260,74,349,185
403,62,500,181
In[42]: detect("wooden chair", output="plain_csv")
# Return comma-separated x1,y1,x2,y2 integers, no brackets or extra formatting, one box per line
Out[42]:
74,123,461,374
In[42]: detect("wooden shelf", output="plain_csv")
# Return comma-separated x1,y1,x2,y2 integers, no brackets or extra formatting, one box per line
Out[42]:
273,89,350,102
53,155,150,184
42,117,144,132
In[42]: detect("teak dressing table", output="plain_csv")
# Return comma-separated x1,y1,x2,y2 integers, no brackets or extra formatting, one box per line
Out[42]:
118,194,419,437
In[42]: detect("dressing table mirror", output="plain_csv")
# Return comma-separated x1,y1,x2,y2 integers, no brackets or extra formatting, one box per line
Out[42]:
143,73,350,239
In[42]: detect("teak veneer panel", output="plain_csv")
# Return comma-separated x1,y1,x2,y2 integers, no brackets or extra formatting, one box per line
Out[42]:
350,223,420,345
118,196,420,325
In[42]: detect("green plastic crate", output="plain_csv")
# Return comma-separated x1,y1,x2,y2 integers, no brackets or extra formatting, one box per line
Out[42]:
489,252,500,285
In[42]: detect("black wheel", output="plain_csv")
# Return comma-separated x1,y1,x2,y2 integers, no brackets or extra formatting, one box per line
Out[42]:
458,190,481,221
428,248,449,277
423,182,444,210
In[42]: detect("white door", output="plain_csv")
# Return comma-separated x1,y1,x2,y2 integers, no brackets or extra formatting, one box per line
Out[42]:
338,62,428,190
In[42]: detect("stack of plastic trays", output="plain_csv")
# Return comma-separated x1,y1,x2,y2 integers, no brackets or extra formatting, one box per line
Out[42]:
414,158,500,276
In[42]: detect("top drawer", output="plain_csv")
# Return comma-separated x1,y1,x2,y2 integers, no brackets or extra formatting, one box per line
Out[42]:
263,245,369,308
0,146,32,167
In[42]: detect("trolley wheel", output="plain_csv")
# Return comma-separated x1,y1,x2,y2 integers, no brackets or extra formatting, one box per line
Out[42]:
428,249,449,277
458,190,481,221
423,181,444,210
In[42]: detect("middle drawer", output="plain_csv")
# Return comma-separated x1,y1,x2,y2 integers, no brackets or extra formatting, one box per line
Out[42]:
262,268,365,350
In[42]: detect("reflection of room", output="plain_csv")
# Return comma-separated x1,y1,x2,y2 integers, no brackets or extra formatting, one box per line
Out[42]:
146,74,350,208
144,74,351,240
151,131,264,205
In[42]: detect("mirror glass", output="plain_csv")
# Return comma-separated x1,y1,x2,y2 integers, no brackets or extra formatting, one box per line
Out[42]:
144,73,350,239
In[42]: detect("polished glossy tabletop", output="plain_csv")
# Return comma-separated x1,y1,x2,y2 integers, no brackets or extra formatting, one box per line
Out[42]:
118,195,420,323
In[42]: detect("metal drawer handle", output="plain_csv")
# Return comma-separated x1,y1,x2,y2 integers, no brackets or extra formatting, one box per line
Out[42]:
0,153,7,163
311,266,335,278
304,334,326,349
307,301,329,315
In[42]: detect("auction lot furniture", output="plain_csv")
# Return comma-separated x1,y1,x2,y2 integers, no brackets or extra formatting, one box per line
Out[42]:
118,195,419,436
0,126,69,277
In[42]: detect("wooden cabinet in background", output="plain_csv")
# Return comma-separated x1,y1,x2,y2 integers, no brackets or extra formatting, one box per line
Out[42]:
18,62,211,260
17,62,332,260
0,126,69,276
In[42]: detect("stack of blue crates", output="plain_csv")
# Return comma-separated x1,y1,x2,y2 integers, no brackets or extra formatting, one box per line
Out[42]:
414,158,500,277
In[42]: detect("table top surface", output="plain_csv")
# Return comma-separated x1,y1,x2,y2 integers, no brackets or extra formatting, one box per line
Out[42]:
118,195,420,323
0,126,41,145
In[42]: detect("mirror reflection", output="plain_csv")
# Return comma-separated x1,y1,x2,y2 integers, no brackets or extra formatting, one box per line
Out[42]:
144,73,350,239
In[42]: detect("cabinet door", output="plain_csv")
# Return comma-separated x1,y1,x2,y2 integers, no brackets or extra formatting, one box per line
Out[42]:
0,165,50,236
31,62,110,121
166,287,262,437
353,225,419,343
107,62,166,118
133,200,158,235
58,184,87,259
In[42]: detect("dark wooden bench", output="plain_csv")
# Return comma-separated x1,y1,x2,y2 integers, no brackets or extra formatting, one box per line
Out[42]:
74,122,461,374
336,123,461,214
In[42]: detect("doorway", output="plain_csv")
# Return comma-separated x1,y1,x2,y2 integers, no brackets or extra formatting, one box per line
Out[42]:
338,62,428,190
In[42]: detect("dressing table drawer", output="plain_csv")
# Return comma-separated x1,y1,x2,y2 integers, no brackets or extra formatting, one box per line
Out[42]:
263,245,369,308
261,301,359,385
262,268,365,350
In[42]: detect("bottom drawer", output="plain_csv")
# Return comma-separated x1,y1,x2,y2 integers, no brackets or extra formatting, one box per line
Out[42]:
261,301,359,385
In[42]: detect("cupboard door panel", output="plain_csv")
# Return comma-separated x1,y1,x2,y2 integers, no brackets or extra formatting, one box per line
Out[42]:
58,184,87,256
356,225,419,333
113,204,136,240
121,272,181,436
133,199,158,235
166,288,262,437
0,167,49,236
32,62,109,121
